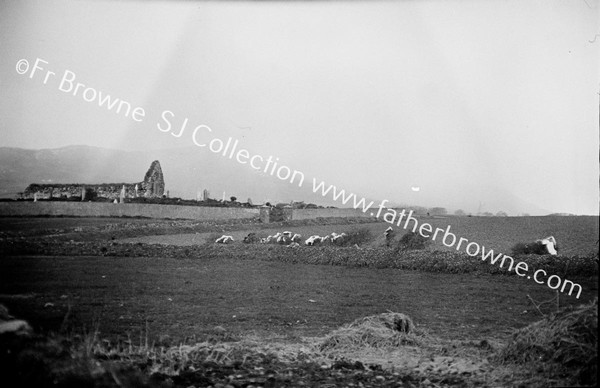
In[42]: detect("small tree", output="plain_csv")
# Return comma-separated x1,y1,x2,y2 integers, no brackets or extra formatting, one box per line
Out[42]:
496,211,508,217
230,196,237,203
454,209,466,216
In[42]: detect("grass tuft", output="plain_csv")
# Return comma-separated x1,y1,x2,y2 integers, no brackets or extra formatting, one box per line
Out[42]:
319,312,423,351
497,298,598,386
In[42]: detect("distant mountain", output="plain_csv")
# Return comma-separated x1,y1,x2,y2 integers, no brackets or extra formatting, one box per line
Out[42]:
0,146,149,197
0,145,557,215
0,145,344,206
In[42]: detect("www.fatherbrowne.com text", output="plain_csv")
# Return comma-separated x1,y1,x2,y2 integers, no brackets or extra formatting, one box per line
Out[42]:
17,57,584,299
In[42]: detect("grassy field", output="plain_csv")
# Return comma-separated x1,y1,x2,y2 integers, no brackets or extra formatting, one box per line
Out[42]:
3,215,598,256
0,215,598,387
114,215,599,256
2,255,596,343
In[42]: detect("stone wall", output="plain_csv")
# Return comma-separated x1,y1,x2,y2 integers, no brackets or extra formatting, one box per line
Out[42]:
0,203,377,221
292,208,377,220
24,184,138,200
0,202,258,220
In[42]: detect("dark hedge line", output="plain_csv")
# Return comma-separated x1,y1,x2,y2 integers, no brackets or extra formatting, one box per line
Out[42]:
2,240,597,278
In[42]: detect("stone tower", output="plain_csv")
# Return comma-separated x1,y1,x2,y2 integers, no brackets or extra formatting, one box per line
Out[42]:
141,160,165,197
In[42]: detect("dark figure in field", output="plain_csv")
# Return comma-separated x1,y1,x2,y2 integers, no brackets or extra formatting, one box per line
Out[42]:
384,227,395,247
243,233,259,244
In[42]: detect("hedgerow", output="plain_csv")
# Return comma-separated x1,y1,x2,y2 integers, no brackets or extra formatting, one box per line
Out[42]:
2,240,597,278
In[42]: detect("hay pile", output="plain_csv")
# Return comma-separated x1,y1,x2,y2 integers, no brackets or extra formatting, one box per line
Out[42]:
320,312,421,351
498,298,597,386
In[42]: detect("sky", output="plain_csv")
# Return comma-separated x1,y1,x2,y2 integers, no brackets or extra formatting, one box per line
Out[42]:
0,0,598,215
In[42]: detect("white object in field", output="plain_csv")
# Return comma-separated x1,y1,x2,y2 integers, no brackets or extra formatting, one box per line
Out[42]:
539,236,558,255
215,235,234,244
305,235,322,246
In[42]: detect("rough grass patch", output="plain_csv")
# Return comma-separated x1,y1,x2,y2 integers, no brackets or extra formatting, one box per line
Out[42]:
206,232,226,244
497,298,598,386
395,231,430,251
338,227,373,247
319,312,422,351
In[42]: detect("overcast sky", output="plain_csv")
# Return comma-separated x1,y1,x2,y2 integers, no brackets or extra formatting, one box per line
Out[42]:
1,0,598,215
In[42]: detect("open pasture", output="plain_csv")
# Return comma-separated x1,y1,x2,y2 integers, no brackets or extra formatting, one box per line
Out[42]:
1,255,596,344
116,215,599,256
0,215,597,387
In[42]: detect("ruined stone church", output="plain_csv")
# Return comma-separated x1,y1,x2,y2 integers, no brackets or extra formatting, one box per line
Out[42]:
23,160,165,201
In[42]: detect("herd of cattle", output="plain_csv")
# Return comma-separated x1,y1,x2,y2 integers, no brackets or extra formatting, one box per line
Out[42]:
214,230,349,248
214,227,560,255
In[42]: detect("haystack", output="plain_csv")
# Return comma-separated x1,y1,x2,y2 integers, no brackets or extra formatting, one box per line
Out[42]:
498,299,597,386
320,312,420,351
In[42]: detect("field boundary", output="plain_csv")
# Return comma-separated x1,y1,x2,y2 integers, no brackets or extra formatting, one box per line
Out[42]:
0,202,382,221
0,202,259,220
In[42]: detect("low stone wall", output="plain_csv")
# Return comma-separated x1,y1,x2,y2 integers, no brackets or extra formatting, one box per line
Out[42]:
0,202,259,220
0,202,379,221
292,208,376,220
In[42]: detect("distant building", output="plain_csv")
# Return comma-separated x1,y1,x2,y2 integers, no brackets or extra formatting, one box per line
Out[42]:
22,160,165,201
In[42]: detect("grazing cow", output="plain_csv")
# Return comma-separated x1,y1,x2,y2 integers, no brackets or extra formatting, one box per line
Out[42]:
261,233,282,244
215,235,234,244
283,231,293,238
287,242,300,248
331,232,347,245
537,236,558,255
291,233,302,243
305,235,323,246
277,235,291,244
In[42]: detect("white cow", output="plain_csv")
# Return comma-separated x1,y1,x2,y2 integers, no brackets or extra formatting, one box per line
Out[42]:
215,235,234,244
538,236,558,255
277,235,290,244
261,232,282,244
305,235,323,246
331,232,347,245
291,233,302,243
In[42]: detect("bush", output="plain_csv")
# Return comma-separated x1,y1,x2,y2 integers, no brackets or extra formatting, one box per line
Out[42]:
339,228,373,247
396,231,430,251
511,241,547,255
